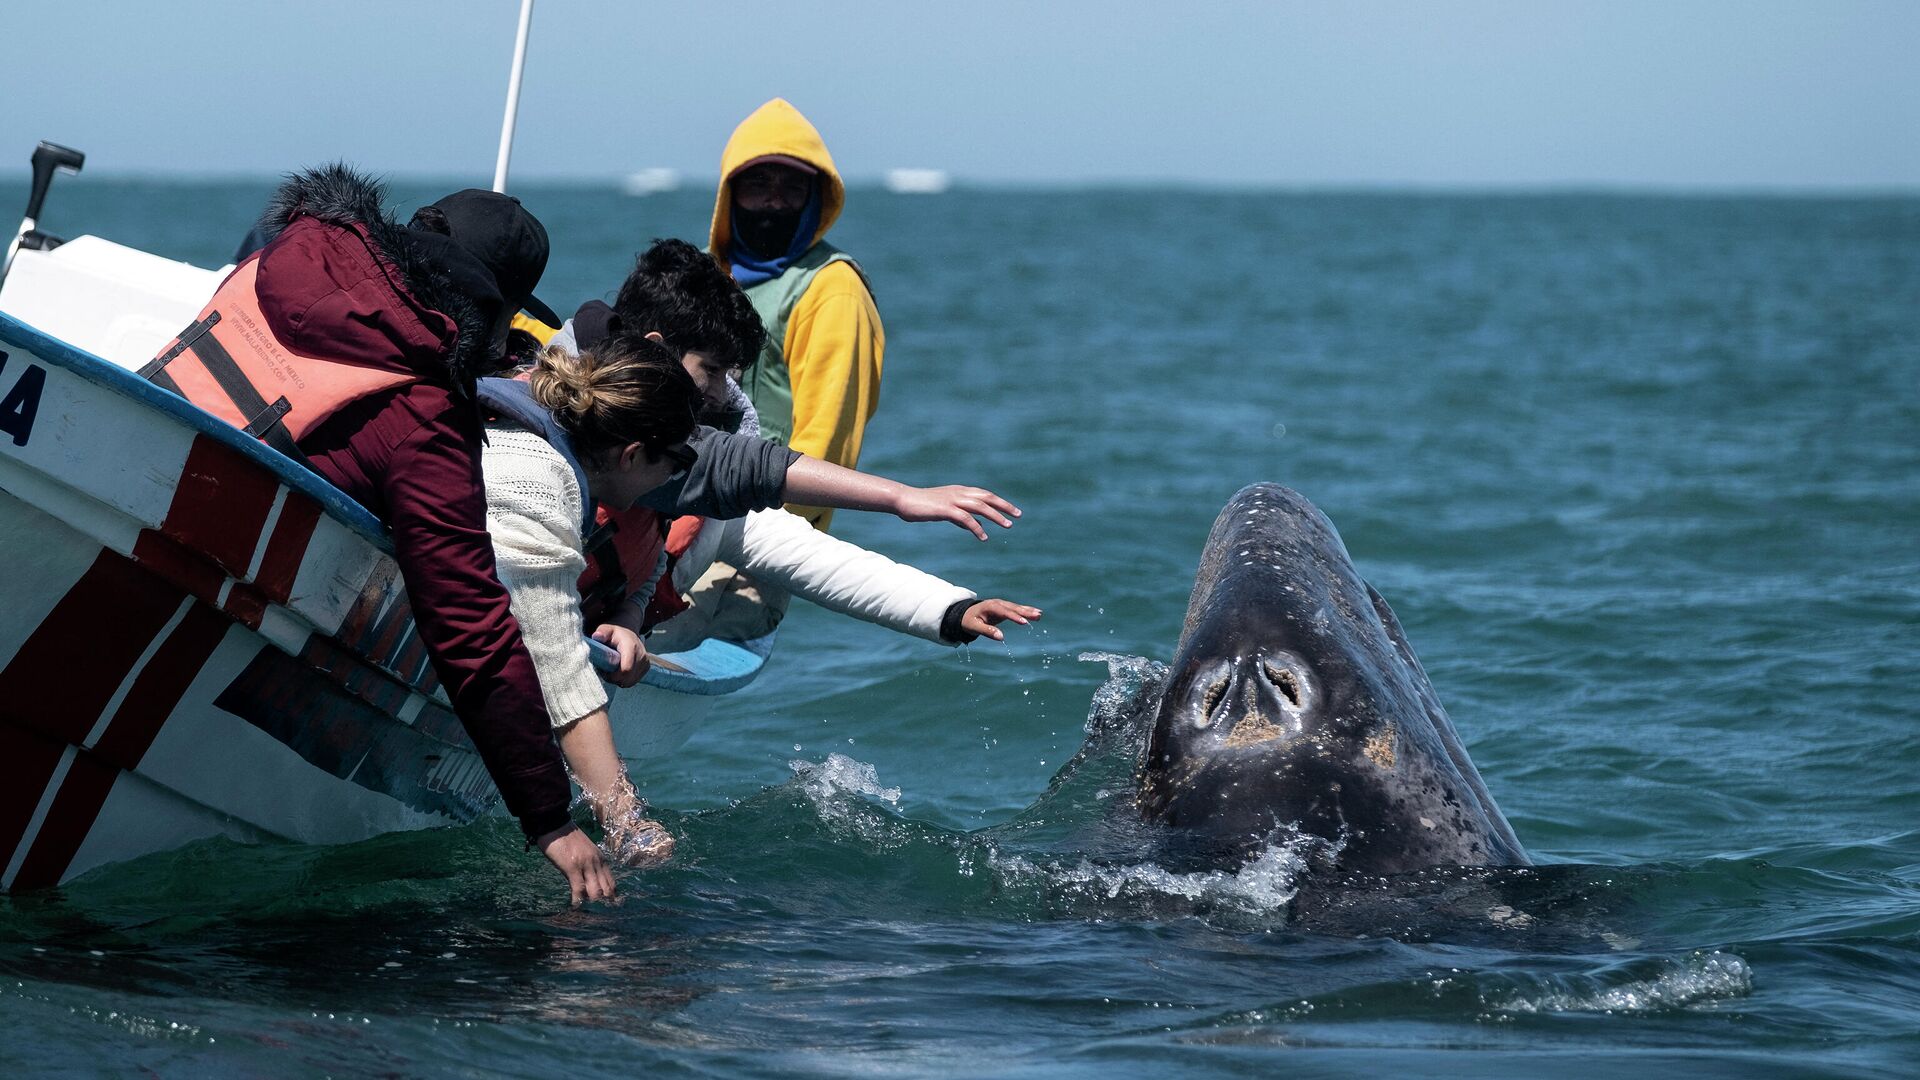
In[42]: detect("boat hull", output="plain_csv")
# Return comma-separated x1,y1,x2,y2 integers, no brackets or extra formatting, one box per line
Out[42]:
0,237,774,889
0,311,504,889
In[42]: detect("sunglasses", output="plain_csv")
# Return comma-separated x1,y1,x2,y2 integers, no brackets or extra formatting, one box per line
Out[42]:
659,440,698,472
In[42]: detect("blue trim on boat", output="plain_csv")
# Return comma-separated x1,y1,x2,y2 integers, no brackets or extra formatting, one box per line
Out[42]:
0,310,391,550
6,308,775,701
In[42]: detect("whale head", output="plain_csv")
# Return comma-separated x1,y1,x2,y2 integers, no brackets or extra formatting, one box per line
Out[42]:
1138,484,1526,874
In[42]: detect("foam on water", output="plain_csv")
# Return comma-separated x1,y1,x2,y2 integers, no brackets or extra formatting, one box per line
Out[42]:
1498,951,1754,1015
984,834,1332,917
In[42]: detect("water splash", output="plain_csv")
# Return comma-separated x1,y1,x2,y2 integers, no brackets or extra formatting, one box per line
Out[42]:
1497,951,1753,1014
1076,651,1168,737
984,833,1333,919
789,753,903,808
983,653,1163,837
601,804,675,867
562,761,674,868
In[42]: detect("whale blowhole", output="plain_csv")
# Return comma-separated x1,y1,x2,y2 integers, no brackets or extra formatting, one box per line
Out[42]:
1199,678,1229,727
1263,662,1302,707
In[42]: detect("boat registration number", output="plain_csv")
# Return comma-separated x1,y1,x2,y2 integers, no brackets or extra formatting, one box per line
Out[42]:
0,348,47,448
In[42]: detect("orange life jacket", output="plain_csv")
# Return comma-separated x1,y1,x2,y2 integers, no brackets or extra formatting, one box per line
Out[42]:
576,508,707,631
140,219,432,459
578,504,666,628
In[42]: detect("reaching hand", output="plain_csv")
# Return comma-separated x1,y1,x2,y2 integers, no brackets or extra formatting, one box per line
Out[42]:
591,623,650,687
962,599,1043,641
536,822,616,905
893,485,1021,541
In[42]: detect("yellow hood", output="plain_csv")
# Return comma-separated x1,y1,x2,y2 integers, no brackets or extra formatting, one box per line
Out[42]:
709,98,844,268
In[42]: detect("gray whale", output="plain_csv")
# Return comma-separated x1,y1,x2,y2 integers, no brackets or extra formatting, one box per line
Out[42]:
1138,483,1527,874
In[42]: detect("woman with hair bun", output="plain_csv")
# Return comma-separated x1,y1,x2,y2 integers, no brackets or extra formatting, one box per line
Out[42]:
474,337,1025,871
478,337,702,871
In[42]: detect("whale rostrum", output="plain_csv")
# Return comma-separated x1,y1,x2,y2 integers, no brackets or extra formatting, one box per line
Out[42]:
1137,483,1527,874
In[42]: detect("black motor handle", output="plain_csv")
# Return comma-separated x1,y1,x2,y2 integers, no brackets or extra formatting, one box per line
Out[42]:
25,142,85,225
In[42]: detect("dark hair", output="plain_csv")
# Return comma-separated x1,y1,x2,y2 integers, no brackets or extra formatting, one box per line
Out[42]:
528,336,700,464
611,238,767,370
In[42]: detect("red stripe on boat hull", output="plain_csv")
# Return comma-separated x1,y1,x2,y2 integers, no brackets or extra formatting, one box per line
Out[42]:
0,552,232,889
0,437,314,889
164,436,278,576
9,750,118,890
92,602,231,770
0,548,185,745
255,492,321,604
0,726,69,877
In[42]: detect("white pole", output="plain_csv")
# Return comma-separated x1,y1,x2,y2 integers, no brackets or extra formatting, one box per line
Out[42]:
492,0,535,193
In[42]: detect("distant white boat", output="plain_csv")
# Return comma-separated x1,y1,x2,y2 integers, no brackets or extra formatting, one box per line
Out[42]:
884,168,951,195
621,168,681,196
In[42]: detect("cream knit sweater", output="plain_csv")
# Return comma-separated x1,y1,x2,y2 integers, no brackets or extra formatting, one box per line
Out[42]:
481,424,605,729
482,394,982,728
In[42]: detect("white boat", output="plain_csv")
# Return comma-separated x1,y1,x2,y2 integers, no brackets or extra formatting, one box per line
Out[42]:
883,168,951,195
0,156,768,890
619,167,682,197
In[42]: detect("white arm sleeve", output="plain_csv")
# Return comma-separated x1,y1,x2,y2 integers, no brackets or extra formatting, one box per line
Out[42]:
723,508,975,645
482,428,606,727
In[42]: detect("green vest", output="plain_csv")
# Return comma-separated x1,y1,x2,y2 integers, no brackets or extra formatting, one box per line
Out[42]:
739,241,864,447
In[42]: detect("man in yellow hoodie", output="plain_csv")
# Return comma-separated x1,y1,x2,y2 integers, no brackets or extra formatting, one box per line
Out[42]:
710,98,883,535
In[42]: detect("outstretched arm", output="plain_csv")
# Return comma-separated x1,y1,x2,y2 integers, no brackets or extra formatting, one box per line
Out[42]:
781,456,1020,541
638,427,1022,539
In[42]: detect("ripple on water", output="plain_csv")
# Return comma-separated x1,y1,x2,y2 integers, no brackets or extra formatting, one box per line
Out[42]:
1496,951,1754,1015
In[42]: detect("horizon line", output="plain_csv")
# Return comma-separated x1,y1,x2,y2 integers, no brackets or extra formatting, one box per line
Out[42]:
1,170,1916,199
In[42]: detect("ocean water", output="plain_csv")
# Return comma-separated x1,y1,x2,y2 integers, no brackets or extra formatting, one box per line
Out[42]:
1,178,1916,1078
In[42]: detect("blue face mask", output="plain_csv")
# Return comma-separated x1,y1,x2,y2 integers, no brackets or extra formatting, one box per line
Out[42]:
729,184,822,287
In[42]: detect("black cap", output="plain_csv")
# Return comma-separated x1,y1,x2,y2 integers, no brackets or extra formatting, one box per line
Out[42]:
410,189,560,326
569,300,623,351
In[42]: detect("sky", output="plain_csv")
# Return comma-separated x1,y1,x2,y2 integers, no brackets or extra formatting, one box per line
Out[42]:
3,0,1916,189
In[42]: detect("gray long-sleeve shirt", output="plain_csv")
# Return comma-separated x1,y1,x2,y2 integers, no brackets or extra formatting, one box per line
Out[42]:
639,423,800,520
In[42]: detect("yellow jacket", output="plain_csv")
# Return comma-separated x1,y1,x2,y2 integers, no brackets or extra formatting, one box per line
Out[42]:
711,98,885,531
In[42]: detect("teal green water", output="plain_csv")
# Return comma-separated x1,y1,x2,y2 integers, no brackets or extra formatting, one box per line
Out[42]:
2,180,1917,1077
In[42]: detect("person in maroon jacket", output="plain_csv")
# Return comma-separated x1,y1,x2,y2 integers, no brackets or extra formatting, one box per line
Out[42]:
162,166,612,903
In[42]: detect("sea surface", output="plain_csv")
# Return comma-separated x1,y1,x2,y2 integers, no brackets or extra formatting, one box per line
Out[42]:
1,178,1916,1078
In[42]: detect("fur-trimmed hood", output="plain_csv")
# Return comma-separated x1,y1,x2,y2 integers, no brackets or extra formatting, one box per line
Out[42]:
248,164,502,396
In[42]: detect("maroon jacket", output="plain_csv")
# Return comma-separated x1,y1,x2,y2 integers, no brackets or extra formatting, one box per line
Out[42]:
242,167,572,840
